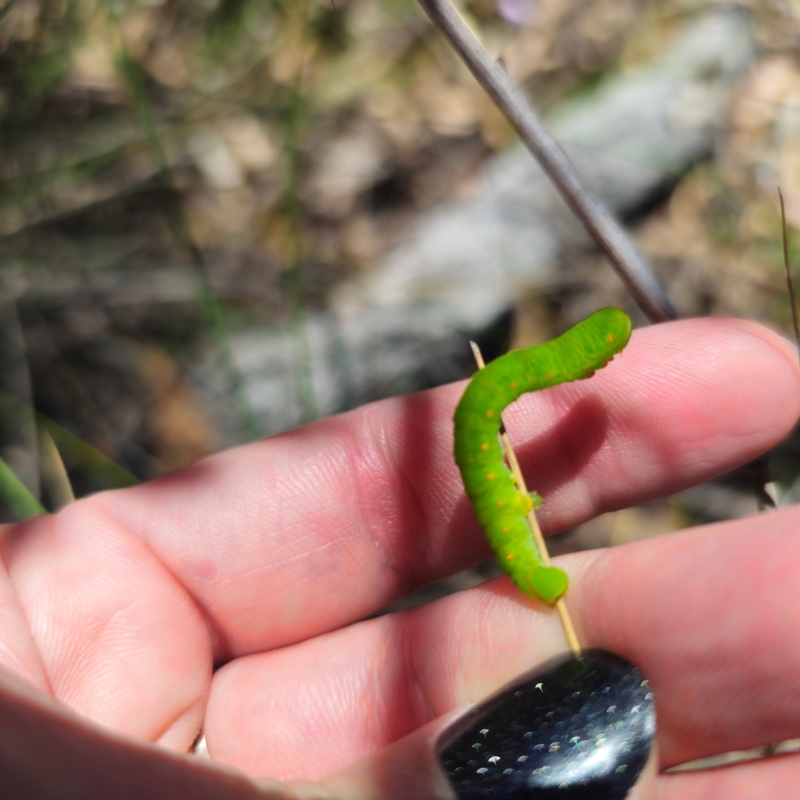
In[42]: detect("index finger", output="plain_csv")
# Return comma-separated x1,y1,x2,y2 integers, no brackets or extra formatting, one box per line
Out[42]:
98,317,799,658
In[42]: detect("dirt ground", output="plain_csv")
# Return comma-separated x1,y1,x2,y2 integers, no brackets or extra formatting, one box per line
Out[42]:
1,0,799,537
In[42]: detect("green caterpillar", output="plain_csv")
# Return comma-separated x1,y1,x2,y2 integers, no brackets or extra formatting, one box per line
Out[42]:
453,308,632,604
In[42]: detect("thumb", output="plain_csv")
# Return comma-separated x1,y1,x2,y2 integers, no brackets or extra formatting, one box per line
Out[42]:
0,666,289,800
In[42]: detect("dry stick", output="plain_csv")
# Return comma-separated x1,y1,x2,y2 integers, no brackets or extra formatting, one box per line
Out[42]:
779,188,800,357
417,0,678,325
38,430,75,510
470,342,582,657
421,0,778,511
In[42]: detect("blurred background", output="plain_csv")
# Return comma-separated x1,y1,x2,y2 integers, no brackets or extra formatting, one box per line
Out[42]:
1,0,799,580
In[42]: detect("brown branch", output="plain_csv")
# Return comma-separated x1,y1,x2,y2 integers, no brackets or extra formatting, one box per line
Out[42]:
417,0,678,324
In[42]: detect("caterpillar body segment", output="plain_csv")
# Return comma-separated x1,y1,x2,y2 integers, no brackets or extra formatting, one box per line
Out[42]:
453,308,632,604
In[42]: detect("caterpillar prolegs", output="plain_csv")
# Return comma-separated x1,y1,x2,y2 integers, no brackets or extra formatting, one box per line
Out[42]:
453,308,632,604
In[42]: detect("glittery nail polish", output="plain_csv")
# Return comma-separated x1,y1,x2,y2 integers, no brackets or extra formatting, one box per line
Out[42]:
436,650,656,800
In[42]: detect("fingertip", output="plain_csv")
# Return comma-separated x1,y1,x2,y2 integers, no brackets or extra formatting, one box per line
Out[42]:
714,316,800,378
280,778,338,799
627,315,800,450
306,712,461,800
684,316,800,437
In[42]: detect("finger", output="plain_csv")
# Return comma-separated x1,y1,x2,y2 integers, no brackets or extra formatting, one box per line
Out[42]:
285,712,463,800
204,506,800,779
571,504,800,768
297,709,659,800
655,754,800,800
304,739,800,800
3,319,794,747
0,662,464,800
98,317,800,657
0,666,293,800
0,545,50,691
1,503,212,750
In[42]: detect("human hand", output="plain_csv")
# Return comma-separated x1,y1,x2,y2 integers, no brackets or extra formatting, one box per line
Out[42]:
1,316,799,799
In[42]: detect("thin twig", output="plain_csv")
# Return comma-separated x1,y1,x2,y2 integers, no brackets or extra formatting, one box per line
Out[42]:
470,342,581,656
779,188,800,357
38,430,75,510
426,0,776,517
417,0,677,324
752,186,800,511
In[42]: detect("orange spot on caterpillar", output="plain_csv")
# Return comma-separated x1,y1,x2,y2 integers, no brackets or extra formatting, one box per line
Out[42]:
496,499,505,508
486,473,495,481
510,381,518,389
606,333,615,342
480,442,489,451
485,409,494,418
502,526,510,533
505,553,514,560
546,372,553,380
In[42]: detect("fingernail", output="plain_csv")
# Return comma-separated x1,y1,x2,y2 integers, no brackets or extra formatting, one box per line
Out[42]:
436,649,656,799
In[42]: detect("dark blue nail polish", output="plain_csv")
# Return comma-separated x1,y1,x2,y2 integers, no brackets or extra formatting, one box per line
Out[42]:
436,649,656,800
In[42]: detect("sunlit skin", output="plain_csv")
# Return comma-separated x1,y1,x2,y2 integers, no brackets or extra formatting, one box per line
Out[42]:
1,317,800,799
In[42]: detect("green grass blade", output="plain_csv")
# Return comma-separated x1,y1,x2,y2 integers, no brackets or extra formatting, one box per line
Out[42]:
0,456,45,519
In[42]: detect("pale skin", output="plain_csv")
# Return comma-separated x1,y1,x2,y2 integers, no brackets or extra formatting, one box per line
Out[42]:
2,317,800,800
